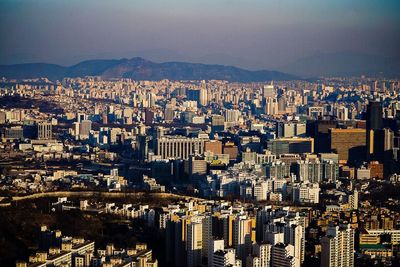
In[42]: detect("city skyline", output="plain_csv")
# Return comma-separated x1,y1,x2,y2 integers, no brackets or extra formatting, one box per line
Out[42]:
1,1,400,267
1,0,400,73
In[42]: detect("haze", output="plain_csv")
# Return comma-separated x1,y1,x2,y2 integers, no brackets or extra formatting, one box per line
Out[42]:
1,0,399,70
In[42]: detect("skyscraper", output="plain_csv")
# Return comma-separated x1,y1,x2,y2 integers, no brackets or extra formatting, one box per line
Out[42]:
366,101,383,161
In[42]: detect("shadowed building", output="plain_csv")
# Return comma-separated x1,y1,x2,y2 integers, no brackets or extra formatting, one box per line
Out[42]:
329,128,366,165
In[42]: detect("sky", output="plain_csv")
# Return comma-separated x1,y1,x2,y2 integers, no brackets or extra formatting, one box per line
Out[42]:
1,0,399,70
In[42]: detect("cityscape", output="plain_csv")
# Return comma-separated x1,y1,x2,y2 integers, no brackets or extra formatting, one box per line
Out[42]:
1,1,400,267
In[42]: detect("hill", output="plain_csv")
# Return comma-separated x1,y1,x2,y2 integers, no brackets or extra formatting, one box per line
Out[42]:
0,57,297,82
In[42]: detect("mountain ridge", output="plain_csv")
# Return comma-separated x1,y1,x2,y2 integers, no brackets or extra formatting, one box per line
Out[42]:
0,57,297,82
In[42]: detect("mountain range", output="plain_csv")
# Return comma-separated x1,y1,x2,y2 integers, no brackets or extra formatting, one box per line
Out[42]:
0,57,297,82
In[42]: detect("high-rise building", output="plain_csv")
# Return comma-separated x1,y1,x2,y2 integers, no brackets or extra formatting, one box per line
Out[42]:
321,224,355,267
37,121,52,140
200,88,208,106
144,109,154,125
223,142,239,161
208,239,225,267
271,243,299,267
306,118,337,153
225,109,241,123
79,120,92,139
251,242,272,267
187,89,202,104
164,107,174,122
366,101,383,161
267,137,314,155
212,115,225,132
187,222,203,267
187,155,207,179
265,98,278,116
292,183,320,204
329,128,366,164
263,83,275,99
205,140,223,154
213,248,240,267
233,216,252,262
165,219,186,266
294,161,323,183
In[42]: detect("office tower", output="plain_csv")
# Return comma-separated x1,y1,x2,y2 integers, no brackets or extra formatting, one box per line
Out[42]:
166,219,186,266
306,118,337,153
208,239,225,267
266,137,314,155
263,83,275,99
212,115,225,132
205,140,223,154
372,128,394,162
321,224,355,267
366,101,383,161
37,121,52,140
233,216,252,262
200,88,208,106
156,135,208,160
187,89,201,103
79,120,92,139
187,222,203,267
329,128,366,164
164,107,174,122
271,243,299,267
223,142,239,161
276,122,307,138
144,109,154,125
188,155,207,179
265,98,278,115
277,96,287,114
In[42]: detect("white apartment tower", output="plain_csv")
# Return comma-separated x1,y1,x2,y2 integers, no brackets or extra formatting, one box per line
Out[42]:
321,224,355,267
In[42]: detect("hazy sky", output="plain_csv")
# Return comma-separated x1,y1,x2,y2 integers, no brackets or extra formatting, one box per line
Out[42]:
1,0,399,69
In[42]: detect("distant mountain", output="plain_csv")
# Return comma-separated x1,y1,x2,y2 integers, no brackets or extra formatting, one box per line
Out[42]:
0,57,297,82
0,63,66,81
280,52,400,78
